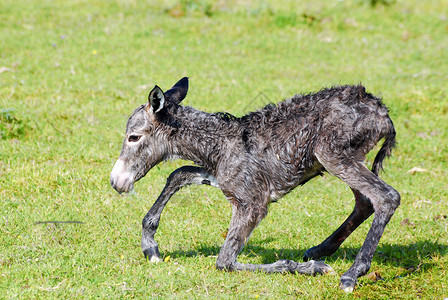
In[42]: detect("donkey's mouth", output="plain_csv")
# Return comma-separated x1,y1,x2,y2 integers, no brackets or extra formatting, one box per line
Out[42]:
111,177,134,194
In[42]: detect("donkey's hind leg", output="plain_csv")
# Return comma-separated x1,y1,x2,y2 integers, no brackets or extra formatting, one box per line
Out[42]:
316,155,400,292
216,201,335,276
142,166,218,262
304,188,374,261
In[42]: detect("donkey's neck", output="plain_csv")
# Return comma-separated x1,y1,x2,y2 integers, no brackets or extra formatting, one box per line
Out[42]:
169,105,240,172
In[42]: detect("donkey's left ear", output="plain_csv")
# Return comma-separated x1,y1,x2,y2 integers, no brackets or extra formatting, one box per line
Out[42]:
148,85,165,113
164,77,189,105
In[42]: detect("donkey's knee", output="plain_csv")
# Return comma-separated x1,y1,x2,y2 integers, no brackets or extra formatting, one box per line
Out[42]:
389,187,401,210
376,186,400,219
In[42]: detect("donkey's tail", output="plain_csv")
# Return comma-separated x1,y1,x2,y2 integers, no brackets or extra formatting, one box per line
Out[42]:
372,122,396,176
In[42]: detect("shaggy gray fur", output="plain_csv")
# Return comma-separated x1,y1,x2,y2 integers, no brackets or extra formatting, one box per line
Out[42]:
110,77,400,292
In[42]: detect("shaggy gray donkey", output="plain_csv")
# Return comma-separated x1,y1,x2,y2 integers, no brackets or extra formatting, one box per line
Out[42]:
110,77,400,292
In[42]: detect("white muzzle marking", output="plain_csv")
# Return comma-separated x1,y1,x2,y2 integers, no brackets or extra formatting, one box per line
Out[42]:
110,159,135,193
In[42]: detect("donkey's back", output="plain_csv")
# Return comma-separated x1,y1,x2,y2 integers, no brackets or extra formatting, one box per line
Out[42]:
242,85,392,156
235,85,395,197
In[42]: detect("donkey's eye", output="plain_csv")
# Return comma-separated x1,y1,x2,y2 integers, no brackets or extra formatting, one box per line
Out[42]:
128,135,142,143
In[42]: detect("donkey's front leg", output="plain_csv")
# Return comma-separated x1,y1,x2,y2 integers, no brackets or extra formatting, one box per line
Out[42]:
142,166,218,262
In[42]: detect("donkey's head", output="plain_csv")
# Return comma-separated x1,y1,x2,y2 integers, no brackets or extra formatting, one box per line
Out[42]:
110,77,189,193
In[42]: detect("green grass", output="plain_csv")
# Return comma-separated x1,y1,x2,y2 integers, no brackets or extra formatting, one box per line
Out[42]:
1,0,447,298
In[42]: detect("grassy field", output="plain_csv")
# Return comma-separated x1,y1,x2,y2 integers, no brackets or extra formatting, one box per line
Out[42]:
1,0,447,298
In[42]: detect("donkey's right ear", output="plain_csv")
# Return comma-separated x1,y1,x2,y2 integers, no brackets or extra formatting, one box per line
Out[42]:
148,85,165,113
164,77,189,105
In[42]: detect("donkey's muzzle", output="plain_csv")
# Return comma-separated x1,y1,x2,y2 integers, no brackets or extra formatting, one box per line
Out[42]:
110,159,135,194
110,176,134,194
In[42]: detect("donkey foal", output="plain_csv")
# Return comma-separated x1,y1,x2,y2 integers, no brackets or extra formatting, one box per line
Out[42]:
110,77,400,292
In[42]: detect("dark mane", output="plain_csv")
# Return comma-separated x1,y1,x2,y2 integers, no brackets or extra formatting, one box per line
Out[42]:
211,112,239,122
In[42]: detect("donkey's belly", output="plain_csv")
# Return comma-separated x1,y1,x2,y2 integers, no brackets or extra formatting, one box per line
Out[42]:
268,161,325,201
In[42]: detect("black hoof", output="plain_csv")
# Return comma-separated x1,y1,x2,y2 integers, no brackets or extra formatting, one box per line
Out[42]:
143,246,161,262
303,245,333,262
303,247,318,262
303,253,310,262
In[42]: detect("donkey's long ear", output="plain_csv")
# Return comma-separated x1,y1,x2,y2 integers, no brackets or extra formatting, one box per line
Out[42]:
164,77,189,104
148,85,165,113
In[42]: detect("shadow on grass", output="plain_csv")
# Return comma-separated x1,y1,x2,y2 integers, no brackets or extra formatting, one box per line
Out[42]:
163,239,447,272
